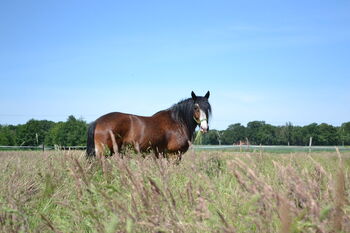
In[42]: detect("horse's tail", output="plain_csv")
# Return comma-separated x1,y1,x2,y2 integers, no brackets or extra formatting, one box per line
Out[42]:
86,121,97,157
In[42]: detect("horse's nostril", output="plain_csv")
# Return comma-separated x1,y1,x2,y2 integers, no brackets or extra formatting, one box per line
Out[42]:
200,127,208,133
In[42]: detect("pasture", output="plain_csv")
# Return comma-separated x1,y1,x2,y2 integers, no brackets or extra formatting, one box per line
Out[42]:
0,149,349,232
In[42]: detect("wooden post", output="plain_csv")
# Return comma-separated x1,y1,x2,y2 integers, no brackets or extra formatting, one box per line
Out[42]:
216,131,221,146
259,143,262,156
246,137,249,152
309,137,313,153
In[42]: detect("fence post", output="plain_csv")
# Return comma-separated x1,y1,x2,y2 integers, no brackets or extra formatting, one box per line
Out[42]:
309,137,313,153
259,144,263,157
246,137,249,152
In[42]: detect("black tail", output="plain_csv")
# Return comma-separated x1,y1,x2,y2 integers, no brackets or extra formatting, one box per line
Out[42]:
86,121,97,157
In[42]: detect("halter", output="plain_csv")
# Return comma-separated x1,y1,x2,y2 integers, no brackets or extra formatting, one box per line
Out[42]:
193,116,207,126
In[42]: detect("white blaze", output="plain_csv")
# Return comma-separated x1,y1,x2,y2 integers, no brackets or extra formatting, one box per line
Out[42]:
199,109,208,132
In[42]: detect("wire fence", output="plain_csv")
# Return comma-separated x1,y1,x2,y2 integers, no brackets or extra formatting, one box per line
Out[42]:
194,145,350,153
0,145,349,153
0,145,86,151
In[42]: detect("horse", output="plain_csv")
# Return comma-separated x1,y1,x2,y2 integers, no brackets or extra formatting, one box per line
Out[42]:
86,91,211,159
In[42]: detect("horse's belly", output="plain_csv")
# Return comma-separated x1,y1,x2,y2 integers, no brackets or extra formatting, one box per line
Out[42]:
167,137,189,153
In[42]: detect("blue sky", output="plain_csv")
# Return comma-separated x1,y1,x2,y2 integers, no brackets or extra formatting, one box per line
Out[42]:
1,0,349,129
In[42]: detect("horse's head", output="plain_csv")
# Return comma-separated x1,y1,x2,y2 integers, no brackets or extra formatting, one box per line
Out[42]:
191,91,211,133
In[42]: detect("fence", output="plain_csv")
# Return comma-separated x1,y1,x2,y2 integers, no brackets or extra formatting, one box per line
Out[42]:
1,145,349,152
194,145,350,152
0,145,86,151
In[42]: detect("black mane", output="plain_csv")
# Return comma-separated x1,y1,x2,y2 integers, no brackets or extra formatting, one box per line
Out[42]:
169,97,212,139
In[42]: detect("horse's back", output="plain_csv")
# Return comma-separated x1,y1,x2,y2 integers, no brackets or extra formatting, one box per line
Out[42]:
95,111,139,135
94,112,156,151
95,112,130,132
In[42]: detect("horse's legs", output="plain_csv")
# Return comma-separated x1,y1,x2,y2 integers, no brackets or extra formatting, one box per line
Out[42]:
176,153,183,164
152,146,163,159
117,142,124,158
108,130,116,150
95,143,105,157
109,130,124,158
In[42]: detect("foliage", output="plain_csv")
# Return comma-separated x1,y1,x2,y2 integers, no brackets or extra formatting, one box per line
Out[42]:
339,122,350,145
15,119,55,146
201,129,221,145
45,116,87,146
0,116,88,146
0,125,16,146
202,121,349,146
221,123,246,145
318,123,339,145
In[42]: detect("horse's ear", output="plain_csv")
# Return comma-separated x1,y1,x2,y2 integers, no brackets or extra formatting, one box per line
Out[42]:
191,91,197,101
205,91,210,99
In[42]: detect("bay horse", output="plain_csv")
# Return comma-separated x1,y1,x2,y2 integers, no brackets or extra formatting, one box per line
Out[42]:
86,91,211,159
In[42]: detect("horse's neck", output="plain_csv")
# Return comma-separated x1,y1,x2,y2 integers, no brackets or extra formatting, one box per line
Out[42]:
159,110,196,140
187,124,197,140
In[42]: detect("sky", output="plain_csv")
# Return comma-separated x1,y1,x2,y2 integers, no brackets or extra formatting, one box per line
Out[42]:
1,0,349,130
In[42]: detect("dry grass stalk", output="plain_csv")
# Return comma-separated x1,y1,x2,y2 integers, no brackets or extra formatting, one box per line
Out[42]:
232,158,288,211
217,210,236,233
40,214,62,233
278,196,292,233
334,147,345,231
186,181,195,207
195,190,210,221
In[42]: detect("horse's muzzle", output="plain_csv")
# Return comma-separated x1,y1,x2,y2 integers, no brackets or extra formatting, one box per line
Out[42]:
200,126,208,133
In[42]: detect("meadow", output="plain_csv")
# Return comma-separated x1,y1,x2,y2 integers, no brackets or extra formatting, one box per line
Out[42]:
0,149,349,232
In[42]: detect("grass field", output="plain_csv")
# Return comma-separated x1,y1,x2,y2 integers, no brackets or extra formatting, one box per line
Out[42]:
0,149,349,232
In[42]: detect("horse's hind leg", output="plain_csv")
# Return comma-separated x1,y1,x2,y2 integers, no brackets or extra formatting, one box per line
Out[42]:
166,152,182,164
152,147,163,159
109,130,123,158
176,153,182,164
95,143,105,157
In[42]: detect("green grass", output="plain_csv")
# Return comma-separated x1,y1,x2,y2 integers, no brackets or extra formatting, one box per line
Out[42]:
0,149,349,232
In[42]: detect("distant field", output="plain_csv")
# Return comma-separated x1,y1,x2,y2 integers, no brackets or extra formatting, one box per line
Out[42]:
0,150,349,232
195,145,350,153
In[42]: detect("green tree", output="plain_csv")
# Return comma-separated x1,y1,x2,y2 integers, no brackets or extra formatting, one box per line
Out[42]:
339,122,350,146
259,123,277,145
302,123,320,145
0,125,17,145
221,123,246,145
318,123,339,145
202,129,221,145
246,121,277,145
246,121,264,144
45,122,64,146
281,122,293,145
290,126,304,145
16,120,55,146
45,116,87,146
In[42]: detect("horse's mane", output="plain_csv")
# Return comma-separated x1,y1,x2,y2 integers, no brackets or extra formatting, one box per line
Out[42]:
169,97,211,139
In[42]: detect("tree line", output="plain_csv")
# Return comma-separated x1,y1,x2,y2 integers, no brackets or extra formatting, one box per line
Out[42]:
0,117,349,146
201,121,350,146
0,116,87,146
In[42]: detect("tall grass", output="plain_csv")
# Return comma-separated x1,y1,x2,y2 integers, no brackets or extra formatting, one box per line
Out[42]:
0,150,349,232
